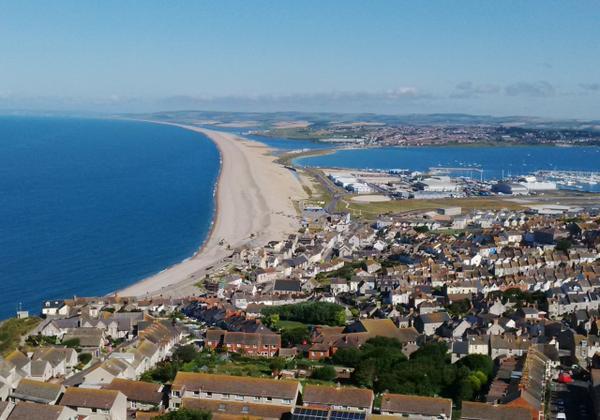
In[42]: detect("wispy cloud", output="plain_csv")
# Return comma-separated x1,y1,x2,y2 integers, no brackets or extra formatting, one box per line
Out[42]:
157,88,432,111
450,82,500,99
579,83,600,92
505,81,555,97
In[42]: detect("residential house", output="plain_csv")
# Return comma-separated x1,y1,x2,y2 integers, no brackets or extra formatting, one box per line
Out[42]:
302,384,373,413
223,332,281,357
41,301,70,317
2,401,77,420
460,401,532,420
31,347,78,378
169,372,300,410
415,312,450,336
182,397,291,419
380,393,452,419
103,378,163,411
60,387,127,420
10,379,63,405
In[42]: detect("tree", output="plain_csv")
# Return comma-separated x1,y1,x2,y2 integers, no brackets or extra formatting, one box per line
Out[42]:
173,345,198,364
311,365,337,381
332,348,362,368
269,357,286,374
447,299,471,317
281,326,309,346
556,239,572,252
157,408,212,420
456,354,493,378
456,378,474,403
62,338,80,349
78,353,92,366
352,359,376,388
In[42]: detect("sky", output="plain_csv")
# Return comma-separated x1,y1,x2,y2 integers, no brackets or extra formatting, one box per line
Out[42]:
0,1,599,118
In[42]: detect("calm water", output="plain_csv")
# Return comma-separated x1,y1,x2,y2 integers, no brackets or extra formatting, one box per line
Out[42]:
296,146,600,191
206,125,332,153
0,117,219,319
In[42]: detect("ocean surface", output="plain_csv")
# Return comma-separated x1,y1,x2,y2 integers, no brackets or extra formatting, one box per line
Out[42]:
206,125,332,153
296,146,600,191
0,117,219,319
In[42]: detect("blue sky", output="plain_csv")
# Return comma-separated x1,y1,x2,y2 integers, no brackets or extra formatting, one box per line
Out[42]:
0,1,599,118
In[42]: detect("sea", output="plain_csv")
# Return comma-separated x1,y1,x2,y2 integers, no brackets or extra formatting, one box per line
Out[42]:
295,146,600,192
0,116,220,319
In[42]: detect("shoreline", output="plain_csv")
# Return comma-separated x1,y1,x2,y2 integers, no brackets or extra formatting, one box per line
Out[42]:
117,122,307,298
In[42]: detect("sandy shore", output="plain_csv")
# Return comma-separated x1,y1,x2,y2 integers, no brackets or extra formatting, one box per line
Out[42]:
118,124,306,298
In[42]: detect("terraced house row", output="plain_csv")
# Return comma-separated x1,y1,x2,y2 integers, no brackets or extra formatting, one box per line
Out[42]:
167,371,537,420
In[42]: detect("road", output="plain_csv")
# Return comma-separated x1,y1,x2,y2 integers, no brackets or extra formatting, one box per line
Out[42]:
308,169,344,214
549,380,593,420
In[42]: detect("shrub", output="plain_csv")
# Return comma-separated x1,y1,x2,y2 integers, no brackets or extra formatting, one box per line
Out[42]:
311,365,337,381
78,353,92,365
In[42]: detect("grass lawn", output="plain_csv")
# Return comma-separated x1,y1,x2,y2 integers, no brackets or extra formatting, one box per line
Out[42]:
0,317,42,356
338,196,525,219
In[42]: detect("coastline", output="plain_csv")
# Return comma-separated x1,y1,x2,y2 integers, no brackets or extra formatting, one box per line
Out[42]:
118,123,307,298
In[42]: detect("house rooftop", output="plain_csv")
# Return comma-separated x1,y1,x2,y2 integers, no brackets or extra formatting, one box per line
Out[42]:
302,384,373,410
460,401,532,420
5,401,71,420
11,379,62,404
380,393,452,418
172,372,299,400
183,397,291,419
60,387,120,410
103,378,163,405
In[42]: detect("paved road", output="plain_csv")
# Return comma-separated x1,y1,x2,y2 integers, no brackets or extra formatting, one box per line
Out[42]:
549,380,593,420
308,169,344,214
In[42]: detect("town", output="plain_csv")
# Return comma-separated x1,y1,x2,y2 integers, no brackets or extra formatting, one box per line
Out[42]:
254,122,600,148
1,200,600,420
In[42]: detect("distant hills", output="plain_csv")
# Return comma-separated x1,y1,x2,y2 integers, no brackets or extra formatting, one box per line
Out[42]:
122,110,600,132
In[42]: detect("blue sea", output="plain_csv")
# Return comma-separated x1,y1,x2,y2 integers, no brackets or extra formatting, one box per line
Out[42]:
206,125,332,153
0,117,220,319
296,146,600,191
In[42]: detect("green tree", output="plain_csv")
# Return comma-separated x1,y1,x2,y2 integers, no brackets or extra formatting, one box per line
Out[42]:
456,354,494,377
331,348,362,368
281,326,309,346
173,345,198,364
456,378,474,403
555,239,572,252
352,358,376,388
311,365,337,381
269,357,286,374
78,353,92,365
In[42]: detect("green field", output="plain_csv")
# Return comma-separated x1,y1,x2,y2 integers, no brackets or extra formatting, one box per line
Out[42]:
337,196,525,219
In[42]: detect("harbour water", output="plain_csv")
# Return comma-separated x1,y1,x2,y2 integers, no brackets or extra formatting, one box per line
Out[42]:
295,146,600,192
0,117,220,319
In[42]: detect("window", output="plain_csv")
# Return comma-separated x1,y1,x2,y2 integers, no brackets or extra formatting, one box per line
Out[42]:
235,394,244,400
218,404,226,412
254,396,261,401
206,392,212,398
223,394,230,399
242,406,249,414
284,399,292,404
